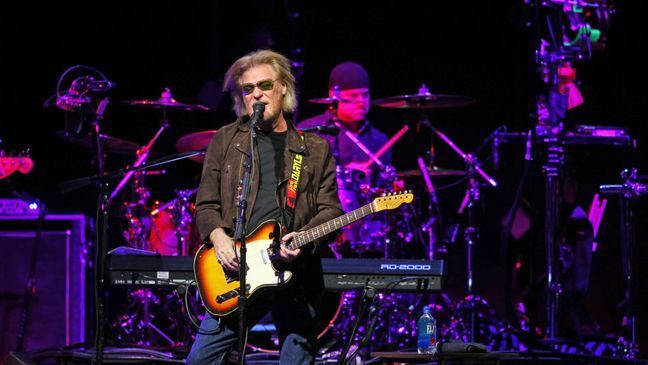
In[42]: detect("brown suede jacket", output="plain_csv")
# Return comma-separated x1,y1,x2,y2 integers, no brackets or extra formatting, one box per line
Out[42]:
195,116,343,291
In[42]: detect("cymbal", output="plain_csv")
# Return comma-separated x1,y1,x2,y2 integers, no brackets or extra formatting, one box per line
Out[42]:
120,98,210,111
55,130,139,156
307,97,356,105
397,166,466,178
176,130,218,163
373,92,475,109
118,88,209,111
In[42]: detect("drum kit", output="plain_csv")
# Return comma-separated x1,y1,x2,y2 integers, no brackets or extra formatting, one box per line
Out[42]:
56,84,511,353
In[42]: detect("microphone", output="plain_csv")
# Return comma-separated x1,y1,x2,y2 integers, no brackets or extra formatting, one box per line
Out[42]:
55,76,115,112
298,125,340,135
249,102,266,128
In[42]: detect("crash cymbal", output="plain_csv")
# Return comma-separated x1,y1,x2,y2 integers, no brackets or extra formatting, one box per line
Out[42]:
176,130,218,163
307,97,356,105
118,88,209,111
397,166,466,178
55,130,139,156
373,92,475,109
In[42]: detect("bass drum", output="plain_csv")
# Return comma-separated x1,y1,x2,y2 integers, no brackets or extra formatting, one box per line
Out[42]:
246,291,344,353
149,208,201,256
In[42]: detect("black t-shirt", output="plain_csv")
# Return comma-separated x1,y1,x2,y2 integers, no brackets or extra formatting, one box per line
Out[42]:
246,130,287,234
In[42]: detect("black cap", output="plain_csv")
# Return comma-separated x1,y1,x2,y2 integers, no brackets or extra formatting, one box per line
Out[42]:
328,61,370,91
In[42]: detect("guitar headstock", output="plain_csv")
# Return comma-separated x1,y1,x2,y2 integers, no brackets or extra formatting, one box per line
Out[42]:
372,191,414,212
0,156,34,180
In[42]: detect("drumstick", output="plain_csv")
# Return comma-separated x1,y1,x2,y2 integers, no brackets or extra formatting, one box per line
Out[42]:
335,122,385,168
357,125,410,170
370,125,410,164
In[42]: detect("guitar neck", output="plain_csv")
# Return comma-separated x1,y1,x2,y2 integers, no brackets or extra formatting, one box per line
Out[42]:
288,203,375,250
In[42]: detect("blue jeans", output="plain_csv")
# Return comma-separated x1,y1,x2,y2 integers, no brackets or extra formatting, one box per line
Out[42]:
186,285,319,365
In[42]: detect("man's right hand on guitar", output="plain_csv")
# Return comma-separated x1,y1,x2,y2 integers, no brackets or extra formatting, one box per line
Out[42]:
210,228,239,271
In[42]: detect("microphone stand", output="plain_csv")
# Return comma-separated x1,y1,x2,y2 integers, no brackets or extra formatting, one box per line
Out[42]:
59,149,206,194
234,111,261,365
92,98,110,365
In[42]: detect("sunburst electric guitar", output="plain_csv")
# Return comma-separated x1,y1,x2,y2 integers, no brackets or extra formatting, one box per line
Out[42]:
194,191,414,317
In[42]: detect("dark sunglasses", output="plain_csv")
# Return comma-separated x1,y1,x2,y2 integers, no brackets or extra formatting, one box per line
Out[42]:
240,79,277,95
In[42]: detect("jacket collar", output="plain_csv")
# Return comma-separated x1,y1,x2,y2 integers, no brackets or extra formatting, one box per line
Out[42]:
236,116,307,155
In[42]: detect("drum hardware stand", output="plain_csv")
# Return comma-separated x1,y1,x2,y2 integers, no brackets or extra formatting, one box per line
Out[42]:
423,123,497,342
109,115,170,201
417,156,441,260
600,168,646,359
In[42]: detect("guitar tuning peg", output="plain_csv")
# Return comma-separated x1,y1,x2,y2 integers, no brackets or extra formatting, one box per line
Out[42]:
381,192,386,197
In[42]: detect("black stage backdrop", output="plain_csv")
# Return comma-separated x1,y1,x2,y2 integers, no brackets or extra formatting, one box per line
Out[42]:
1,0,646,351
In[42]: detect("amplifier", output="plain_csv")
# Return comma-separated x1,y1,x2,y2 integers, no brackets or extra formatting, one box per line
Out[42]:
0,213,90,359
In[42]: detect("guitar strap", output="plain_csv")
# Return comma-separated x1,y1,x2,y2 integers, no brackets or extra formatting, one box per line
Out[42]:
284,131,305,230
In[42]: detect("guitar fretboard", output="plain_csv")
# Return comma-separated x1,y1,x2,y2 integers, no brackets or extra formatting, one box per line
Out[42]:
288,203,375,250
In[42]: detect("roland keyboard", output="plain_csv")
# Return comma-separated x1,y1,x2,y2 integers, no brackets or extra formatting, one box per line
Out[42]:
321,258,444,292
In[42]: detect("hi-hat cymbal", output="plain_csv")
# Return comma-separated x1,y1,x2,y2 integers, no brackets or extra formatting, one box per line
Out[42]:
118,88,209,111
397,166,466,178
307,97,356,105
176,130,218,163
373,93,475,109
55,130,139,156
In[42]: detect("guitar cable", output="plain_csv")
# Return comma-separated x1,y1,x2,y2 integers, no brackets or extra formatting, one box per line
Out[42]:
137,275,222,335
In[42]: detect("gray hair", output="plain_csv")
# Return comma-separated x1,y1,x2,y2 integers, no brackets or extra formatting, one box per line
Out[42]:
223,49,297,117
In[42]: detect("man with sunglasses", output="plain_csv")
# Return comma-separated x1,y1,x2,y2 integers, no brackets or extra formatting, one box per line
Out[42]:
187,50,343,364
298,61,392,248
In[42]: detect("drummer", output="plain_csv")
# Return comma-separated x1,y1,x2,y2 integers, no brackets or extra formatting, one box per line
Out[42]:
298,61,391,182
298,62,392,250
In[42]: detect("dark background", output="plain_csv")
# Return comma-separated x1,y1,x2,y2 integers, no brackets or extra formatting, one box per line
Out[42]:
1,0,646,352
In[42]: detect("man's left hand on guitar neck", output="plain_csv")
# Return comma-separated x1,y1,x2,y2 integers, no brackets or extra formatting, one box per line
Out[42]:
279,232,302,262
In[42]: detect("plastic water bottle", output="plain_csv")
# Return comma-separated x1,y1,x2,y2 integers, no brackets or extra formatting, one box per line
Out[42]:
417,305,437,354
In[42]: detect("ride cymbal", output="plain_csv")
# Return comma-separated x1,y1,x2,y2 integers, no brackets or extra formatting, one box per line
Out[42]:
373,92,475,109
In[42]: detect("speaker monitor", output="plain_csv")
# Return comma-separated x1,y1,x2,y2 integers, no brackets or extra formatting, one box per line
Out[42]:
0,214,89,360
